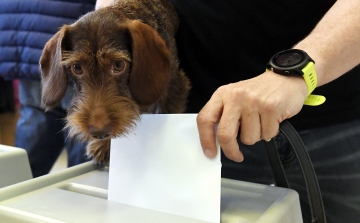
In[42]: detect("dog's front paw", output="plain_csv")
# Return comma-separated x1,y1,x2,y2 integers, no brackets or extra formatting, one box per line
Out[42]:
86,139,111,166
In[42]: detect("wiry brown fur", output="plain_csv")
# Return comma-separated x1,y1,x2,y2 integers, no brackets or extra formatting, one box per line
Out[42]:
39,0,190,165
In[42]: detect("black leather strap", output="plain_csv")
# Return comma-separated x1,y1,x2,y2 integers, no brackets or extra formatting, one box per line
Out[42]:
264,120,326,223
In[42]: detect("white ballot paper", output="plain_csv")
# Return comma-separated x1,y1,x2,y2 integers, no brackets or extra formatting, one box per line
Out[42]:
108,114,221,223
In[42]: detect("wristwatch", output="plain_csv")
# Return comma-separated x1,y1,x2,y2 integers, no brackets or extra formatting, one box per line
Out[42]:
266,49,326,106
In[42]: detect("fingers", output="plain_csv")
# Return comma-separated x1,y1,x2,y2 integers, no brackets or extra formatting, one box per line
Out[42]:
260,112,280,141
197,84,278,163
198,87,245,162
197,93,223,159
197,73,305,163
238,111,261,145
217,103,244,162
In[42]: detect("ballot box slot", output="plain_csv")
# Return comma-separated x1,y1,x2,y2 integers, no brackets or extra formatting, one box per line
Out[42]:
59,183,108,199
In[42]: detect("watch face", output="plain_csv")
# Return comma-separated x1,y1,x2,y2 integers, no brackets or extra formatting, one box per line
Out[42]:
267,49,313,76
275,52,303,67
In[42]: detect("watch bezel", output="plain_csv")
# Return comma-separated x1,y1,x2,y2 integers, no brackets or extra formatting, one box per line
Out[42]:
266,49,313,76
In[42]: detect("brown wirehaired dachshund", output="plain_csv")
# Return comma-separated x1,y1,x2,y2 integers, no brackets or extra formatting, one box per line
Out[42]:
40,0,190,165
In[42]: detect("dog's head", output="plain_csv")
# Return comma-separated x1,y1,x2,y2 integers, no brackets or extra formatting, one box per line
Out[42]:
40,9,171,141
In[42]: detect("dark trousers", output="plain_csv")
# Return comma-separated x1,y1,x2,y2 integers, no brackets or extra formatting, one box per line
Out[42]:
222,119,360,223
0,78,15,113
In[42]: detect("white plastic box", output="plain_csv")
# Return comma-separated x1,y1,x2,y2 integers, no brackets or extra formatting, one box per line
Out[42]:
0,162,303,223
0,144,32,188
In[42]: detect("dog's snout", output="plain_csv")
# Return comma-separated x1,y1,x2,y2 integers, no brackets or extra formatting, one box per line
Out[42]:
89,124,112,140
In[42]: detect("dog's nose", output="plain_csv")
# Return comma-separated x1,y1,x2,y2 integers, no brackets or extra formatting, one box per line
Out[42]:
89,124,112,140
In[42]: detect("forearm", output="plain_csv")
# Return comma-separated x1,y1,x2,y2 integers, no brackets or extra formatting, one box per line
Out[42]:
95,0,114,9
294,0,360,87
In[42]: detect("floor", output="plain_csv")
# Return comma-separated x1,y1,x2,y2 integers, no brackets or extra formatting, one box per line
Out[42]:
0,111,67,175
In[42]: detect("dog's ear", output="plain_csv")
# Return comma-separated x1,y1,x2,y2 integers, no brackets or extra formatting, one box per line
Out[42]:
40,25,70,110
126,20,171,106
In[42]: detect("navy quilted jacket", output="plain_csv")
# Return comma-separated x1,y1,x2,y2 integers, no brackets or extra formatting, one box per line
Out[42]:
0,0,96,80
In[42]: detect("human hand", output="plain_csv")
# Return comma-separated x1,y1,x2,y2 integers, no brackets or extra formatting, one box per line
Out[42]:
196,71,308,162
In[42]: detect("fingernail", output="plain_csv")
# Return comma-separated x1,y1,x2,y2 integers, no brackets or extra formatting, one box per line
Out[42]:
204,149,214,158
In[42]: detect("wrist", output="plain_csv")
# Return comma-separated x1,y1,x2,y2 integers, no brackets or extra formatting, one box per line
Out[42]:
292,47,326,87
264,70,308,99
266,49,326,106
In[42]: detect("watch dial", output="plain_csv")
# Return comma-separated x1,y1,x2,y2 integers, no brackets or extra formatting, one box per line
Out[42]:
276,52,303,66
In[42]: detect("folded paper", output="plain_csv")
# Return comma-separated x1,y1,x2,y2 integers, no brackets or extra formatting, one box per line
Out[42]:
108,114,221,223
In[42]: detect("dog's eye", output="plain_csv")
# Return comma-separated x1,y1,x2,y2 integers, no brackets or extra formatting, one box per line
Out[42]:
113,60,126,73
72,64,83,75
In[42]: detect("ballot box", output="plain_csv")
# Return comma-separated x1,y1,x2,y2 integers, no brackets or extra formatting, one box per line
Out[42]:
0,162,302,223
0,145,32,188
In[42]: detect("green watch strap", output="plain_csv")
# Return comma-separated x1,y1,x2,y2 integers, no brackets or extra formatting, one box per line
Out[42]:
301,62,326,106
